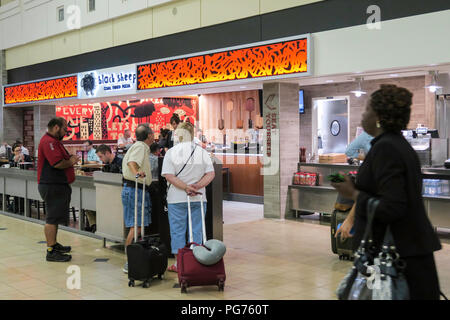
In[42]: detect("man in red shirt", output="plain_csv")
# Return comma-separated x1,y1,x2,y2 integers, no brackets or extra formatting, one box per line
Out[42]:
38,117,80,262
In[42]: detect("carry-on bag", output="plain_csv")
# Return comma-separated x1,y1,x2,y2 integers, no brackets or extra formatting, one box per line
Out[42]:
127,175,168,288
331,205,355,260
177,195,226,293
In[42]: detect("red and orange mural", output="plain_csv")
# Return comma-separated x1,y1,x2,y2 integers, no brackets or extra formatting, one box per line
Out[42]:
137,38,308,90
56,97,198,141
4,76,78,105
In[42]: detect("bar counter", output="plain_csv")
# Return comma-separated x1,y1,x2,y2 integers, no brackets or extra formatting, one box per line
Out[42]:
0,160,224,243
289,162,450,229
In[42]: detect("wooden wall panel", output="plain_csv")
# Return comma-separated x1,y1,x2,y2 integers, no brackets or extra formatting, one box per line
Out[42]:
215,155,263,196
199,90,262,144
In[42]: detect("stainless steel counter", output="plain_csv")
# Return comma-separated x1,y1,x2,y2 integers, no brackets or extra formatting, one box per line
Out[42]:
290,163,450,229
0,161,224,243
0,168,96,231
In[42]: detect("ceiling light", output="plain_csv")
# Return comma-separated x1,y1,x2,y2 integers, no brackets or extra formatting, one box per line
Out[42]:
326,80,334,83
350,77,366,98
389,74,399,77
425,71,442,93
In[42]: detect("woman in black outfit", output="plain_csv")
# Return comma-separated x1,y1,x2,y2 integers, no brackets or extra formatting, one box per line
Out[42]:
164,113,181,151
332,85,442,300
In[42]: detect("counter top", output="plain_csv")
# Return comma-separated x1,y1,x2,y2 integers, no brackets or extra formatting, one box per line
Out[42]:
299,162,359,169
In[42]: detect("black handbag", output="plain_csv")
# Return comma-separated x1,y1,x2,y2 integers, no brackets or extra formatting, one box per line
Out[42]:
336,198,410,300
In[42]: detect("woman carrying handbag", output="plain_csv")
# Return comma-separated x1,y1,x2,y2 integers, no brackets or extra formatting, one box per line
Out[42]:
332,85,443,300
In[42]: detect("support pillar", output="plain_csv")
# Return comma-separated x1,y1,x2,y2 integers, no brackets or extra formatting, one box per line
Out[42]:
263,83,299,219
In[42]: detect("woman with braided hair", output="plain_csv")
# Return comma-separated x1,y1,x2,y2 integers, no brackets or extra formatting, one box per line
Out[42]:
332,85,442,300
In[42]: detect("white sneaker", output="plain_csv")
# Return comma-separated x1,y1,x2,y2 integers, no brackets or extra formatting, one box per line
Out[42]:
123,262,128,274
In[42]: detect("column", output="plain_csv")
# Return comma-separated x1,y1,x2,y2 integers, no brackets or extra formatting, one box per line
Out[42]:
33,105,56,156
263,83,299,219
0,50,6,142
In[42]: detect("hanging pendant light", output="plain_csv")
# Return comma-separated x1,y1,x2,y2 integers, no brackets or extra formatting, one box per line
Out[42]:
425,71,442,93
350,77,367,98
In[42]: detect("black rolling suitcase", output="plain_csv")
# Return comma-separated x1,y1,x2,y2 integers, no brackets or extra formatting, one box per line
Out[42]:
331,193,355,260
127,176,168,288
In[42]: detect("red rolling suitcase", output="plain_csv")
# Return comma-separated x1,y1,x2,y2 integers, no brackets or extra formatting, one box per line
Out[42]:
177,195,226,293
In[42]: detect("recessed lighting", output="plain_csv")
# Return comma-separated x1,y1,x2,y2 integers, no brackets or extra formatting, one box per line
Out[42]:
240,86,247,89
326,80,334,83
389,74,399,77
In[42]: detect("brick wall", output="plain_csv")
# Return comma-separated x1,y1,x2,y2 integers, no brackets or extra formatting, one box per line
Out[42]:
23,109,34,156
299,76,430,157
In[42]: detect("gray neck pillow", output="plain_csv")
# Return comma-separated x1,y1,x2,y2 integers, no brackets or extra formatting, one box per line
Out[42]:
193,239,226,265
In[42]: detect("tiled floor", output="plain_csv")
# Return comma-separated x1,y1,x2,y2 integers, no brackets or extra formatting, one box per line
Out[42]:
0,202,449,300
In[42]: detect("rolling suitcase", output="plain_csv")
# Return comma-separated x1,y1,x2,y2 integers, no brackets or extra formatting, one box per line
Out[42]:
331,205,355,260
127,176,168,288
177,195,226,293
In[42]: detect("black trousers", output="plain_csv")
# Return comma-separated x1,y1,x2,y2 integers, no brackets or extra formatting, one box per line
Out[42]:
403,253,441,300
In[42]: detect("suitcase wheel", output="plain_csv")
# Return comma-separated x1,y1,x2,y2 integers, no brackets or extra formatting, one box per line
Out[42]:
142,280,150,288
180,282,187,294
128,280,135,287
218,281,225,292
158,274,163,280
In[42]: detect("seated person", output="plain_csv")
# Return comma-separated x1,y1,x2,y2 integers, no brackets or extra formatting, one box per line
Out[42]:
95,144,123,174
83,140,101,164
117,129,134,148
345,127,373,160
10,143,32,168
15,140,29,156
0,141,11,158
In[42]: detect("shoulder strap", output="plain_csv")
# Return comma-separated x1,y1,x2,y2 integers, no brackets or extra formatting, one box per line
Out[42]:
167,145,197,192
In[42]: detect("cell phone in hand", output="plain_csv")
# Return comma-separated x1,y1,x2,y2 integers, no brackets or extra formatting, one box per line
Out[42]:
328,173,346,183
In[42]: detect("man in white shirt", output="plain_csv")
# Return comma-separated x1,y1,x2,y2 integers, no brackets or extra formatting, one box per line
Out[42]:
121,124,154,273
15,140,29,156
0,141,11,157
118,129,134,148
161,122,215,273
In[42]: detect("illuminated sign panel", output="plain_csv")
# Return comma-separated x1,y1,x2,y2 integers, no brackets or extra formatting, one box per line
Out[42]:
77,64,137,99
137,36,310,90
3,76,78,106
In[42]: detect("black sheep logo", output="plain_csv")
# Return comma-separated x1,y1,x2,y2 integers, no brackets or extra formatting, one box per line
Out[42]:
81,73,96,96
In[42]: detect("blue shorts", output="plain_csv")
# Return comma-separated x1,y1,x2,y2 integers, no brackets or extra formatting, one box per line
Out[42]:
122,186,151,228
168,202,207,254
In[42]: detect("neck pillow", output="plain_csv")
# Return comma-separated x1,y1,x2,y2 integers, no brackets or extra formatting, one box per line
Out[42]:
193,239,226,266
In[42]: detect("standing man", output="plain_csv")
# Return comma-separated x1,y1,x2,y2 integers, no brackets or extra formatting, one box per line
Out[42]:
118,129,134,148
38,117,80,262
121,124,154,273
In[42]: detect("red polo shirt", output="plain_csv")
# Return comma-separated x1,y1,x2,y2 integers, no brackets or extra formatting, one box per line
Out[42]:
37,133,75,184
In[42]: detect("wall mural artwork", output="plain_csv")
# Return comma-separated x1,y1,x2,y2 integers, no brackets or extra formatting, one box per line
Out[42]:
3,76,78,105
137,37,308,90
56,97,198,141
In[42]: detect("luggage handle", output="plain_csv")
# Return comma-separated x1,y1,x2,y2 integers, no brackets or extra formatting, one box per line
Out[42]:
187,195,207,249
134,174,146,243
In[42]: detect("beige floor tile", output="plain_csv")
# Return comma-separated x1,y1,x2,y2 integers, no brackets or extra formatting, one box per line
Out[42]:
19,284,61,297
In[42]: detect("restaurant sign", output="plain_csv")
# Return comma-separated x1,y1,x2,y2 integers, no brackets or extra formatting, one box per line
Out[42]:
78,64,137,99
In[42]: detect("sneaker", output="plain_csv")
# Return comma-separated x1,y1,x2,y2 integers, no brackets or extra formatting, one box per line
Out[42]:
167,264,177,273
46,249,72,262
123,262,128,274
53,242,71,253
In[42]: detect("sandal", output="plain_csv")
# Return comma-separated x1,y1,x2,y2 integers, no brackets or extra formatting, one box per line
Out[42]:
167,264,177,272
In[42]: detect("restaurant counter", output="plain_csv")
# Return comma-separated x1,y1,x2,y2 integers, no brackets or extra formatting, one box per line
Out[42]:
288,162,450,229
0,160,224,243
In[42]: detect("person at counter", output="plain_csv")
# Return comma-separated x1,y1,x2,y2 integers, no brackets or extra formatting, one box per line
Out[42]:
96,144,123,174
331,85,442,300
345,127,373,160
121,124,154,274
163,113,181,151
118,129,134,148
162,122,215,273
37,117,80,262
84,140,101,164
